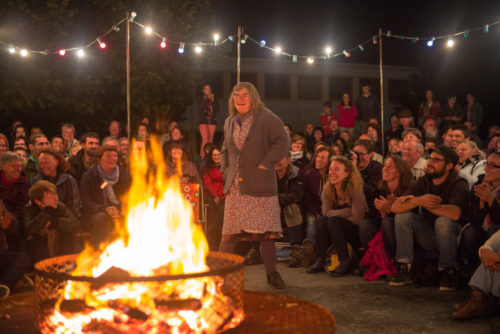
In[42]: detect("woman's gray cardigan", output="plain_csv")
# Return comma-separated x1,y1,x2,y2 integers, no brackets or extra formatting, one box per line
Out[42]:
220,108,290,197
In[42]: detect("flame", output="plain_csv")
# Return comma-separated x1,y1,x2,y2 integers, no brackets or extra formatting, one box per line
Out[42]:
43,138,234,333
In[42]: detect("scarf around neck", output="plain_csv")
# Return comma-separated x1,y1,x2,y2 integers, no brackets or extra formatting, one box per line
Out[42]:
97,164,120,206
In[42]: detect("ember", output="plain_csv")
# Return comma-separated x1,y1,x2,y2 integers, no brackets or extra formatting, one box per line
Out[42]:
34,139,244,334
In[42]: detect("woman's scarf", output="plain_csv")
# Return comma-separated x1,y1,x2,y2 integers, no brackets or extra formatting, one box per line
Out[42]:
97,164,120,206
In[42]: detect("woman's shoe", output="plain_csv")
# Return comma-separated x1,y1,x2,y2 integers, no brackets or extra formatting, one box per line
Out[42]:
328,260,351,277
307,258,325,273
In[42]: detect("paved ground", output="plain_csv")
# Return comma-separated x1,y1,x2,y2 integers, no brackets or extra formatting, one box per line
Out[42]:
243,262,499,334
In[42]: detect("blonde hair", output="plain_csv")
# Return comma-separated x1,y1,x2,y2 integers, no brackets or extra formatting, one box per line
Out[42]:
228,82,264,117
459,140,485,160
323,156,364,203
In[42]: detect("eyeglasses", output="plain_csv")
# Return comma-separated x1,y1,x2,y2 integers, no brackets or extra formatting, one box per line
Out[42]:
485,161,500,169
429,157,445,163
353,151,369,156
233,93,249,99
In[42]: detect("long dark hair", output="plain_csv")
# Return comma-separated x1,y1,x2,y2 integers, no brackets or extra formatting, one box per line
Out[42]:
378,155,413,196
341,92,352,107
203,145,221,172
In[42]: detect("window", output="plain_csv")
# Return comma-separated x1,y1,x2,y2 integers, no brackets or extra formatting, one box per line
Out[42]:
298,75,321,100
265,74,290,99
389,80,410,106
230,72,258,88
329,77,352,100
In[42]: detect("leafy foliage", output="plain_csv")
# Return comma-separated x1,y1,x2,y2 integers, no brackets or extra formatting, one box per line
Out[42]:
0,0,212,138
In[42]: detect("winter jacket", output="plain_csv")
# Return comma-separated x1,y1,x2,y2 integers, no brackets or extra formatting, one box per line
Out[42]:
68,149,96,184
80,165,131,216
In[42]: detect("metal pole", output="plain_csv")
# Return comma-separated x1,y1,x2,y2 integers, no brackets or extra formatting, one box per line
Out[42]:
378,28,385,157
126,12,131,140
237,26,241,83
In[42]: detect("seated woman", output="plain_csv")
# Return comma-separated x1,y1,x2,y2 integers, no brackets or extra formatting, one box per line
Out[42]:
165,142,201,184
456,140,486,190
290,134,310,171
366,123,383,155
23,180,80,262
453,229,500,319
358,155,413,259
33,149,80,217
307,156,367,276
80,145,131,247
202,146,225,251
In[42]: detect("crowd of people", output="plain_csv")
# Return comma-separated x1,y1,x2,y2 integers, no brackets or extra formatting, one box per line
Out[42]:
0,83,499,321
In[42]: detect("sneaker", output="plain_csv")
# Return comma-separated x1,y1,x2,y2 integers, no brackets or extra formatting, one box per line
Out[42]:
0,284,10,298
328,260,352,277
389,263,413,287
439,268,457,291
266,271,285,289
243,248,261,265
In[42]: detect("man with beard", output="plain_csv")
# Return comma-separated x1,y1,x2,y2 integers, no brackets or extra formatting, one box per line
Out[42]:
422,117,440,142
24,134,50,184
68,132,100,184
390,146,469,291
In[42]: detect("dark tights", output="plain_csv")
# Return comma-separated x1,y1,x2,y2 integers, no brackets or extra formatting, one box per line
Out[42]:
219,239,277,274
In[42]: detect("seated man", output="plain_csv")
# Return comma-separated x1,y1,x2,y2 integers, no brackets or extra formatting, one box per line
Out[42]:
390,146,469,290
350,139,383,210
453,229,500,319
460,152,500,267
23,180,80,263
402,140,427,181
80,145,131,247
275,153,304,247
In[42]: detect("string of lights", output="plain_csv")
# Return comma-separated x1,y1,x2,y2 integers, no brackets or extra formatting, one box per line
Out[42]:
1,11,498,62
380,19,500,47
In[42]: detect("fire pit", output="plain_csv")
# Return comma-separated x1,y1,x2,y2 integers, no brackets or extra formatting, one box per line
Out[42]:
34,252,244,333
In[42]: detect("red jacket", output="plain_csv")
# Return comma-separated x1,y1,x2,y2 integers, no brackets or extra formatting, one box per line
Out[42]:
203,166,225,199
337,104,358,128
320,112,337,135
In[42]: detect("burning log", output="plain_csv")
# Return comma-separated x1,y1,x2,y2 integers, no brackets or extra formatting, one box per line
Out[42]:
91,266,131,290
154,298,202,311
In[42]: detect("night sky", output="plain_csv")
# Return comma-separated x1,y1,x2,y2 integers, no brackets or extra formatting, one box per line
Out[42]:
208,0,500,130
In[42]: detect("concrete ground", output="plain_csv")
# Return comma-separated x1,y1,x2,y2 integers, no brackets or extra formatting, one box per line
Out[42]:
243,262,499,334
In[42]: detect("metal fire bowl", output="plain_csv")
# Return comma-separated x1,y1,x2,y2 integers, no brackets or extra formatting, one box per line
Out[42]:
33,251,245,333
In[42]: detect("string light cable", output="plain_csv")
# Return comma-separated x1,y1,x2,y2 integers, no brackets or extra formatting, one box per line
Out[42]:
380,20,500,45
1,11,498,62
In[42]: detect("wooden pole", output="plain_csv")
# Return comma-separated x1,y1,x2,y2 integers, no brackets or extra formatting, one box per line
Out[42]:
237,26,241,83
378,28,385,157
126,12,131,140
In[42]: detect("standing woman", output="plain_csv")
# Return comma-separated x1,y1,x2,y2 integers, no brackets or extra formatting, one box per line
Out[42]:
337,92,358,138
220,82,290,289
198,84,219,158
308,156,367,276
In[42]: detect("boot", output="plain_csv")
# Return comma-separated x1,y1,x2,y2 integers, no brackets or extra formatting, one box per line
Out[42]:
266,271,285,289
307,258,325,273
453,290,497,319
328,260,351,277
